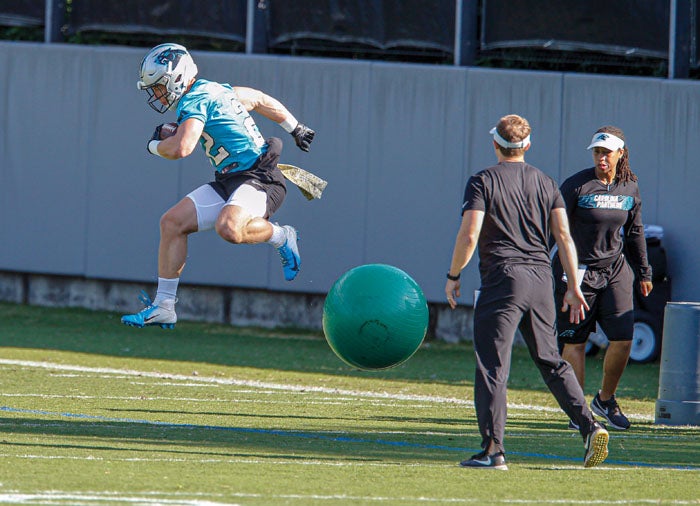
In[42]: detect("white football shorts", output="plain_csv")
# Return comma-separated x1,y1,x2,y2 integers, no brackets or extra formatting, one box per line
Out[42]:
186,183,267,231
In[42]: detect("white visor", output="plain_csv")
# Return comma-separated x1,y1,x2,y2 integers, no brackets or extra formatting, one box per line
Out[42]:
587,132,624,151
490,127,531,149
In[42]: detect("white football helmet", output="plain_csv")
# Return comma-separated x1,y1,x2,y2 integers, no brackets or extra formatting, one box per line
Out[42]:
137,43,198,113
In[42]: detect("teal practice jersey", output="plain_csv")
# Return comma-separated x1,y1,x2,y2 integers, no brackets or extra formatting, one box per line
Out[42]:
177,79,268,173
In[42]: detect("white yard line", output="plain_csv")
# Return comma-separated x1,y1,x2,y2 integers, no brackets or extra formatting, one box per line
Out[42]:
0,453,450,467
0,392,455,411
0,492,236,505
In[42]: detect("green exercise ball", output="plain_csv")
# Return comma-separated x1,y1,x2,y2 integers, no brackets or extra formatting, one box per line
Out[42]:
322,264,429,370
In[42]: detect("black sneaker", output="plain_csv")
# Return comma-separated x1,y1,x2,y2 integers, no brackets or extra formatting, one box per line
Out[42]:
459,450,508,470
583,422,609,468
590,393,631,430
567,419,580,431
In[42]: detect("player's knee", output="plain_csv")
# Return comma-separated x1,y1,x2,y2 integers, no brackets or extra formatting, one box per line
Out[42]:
160,210,187,237
215,220,244,244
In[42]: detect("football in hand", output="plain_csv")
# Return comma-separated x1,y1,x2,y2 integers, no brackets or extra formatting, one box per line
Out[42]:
159,122,178,139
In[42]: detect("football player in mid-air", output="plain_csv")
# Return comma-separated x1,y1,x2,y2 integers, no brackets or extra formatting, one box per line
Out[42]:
122,43,315,329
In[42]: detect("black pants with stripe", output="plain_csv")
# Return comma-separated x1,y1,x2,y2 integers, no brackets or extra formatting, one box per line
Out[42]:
473,264,596,453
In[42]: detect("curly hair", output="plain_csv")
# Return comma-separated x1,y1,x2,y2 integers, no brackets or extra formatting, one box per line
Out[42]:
594,125,637,183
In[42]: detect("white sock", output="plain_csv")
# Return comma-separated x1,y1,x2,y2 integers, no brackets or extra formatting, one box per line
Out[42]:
155,277,179,305
268,223,286,248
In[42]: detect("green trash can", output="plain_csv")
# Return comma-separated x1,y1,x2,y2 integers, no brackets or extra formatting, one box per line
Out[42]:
655,302,700,425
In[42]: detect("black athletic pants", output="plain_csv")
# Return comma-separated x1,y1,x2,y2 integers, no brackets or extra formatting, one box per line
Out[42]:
472,264,596,454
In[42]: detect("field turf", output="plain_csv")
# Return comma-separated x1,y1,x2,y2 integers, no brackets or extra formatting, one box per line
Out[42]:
0,302,697,505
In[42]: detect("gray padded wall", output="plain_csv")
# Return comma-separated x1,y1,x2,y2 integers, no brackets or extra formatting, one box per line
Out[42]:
0,42,698,304
658,82,700,297
364,64,468,300
0,44,92,275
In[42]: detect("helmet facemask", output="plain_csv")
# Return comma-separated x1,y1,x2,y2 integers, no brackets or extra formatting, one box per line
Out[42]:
142,73,179,114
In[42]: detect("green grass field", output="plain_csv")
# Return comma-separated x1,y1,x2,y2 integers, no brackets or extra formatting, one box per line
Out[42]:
0,302,697,505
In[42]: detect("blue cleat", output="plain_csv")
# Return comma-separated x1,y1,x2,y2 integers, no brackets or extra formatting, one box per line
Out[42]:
277,225,301,281
121,291,176,329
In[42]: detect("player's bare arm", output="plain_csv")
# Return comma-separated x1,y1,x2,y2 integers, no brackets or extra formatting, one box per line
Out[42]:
154,118,203,160
234,86,289,122
234,86,315,152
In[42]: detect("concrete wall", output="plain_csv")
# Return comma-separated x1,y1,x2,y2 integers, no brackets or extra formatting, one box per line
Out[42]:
1,41,699,340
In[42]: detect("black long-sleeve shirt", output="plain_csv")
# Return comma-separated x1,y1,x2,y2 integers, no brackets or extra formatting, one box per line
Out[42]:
560,167,652,281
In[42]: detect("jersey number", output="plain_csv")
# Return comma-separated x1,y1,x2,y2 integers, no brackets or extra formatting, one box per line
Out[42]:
244,116,265,148
201,132,229,167
201,97,265,167
233,98,265,148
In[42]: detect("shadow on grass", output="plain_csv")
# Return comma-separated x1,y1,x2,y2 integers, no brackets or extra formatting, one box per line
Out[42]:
105,408,462,429
0,413,473,465
3,411,696,469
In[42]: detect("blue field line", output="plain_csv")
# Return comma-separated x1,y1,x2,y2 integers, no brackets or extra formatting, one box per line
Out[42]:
1,405,696,471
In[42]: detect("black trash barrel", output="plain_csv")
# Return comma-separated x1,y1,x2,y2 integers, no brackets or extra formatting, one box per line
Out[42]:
655,302,700,425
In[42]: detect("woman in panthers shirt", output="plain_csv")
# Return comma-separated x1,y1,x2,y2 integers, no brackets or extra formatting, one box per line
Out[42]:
555,126,653,431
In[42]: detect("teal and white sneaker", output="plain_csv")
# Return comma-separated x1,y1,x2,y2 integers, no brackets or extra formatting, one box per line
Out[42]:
121,291,176,329
277,225,301,281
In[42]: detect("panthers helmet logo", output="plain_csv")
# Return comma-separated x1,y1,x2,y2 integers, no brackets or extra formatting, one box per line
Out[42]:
156,48,186,67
